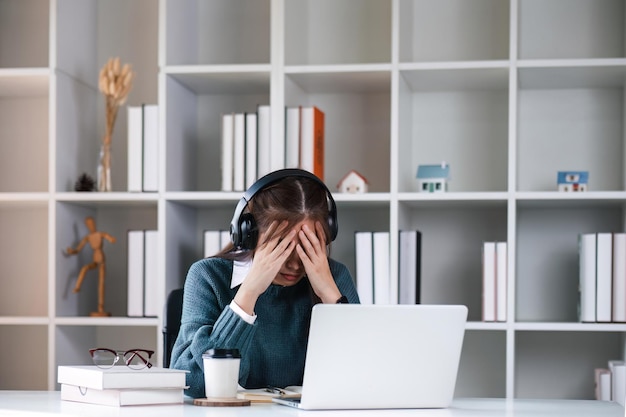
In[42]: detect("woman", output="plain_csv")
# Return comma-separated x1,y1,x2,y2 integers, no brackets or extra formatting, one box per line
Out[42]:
170,169,360,398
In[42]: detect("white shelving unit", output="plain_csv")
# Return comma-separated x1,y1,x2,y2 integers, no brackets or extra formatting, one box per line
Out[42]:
1,0,625,400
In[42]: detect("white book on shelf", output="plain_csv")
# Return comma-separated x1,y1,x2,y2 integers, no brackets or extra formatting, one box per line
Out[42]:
398,230,421,305
594,368,611,401
579,233,597,323
127,230,145,317
373,231,391,305
127,105,143,192
143,230,159,317
204,230,221,258
482,242,496,322
245,112,258,189
300,106,325,180
233,113,246,192
496,241,507,322
285,106,301,169
354,231,374,305
57,366,188,390
221,113,234,192
61,384,184,406
220,230,231,251
142,104,159,192
612,233,626,322
257,105,271,178
596,233,612,323
609,360,626,406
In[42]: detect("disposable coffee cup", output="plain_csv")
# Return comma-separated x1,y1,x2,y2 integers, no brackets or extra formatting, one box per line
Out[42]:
202,348,241,398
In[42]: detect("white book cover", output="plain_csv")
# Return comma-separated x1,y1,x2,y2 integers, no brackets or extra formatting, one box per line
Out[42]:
285,106,301,169
61,384,184,406
579,233,597,323
143,230,159,317
496,241,507,322
127,230,145,317
257,105,271,178
245,112,258,189
233,113,246,192
596,233,612,322
204,230,221,258
221,113,234,192
57,366,188,390
594,368,611,401
609,360,626,406
398,230,419,305
482,242,496,322
142,104,159,192
127,106,143,192
373,231,391,305
220,230,231,251
355,231,374,305
612,233,626,322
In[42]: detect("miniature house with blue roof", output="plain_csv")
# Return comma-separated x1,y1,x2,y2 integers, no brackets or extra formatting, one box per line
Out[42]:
416,162,450,193
557,171,588,192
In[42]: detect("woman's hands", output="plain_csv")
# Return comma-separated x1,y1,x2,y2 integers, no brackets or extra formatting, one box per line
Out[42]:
296,222,342,304
234,221,296,315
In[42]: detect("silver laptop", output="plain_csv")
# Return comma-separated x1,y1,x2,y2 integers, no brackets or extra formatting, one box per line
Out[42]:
273,304,468,410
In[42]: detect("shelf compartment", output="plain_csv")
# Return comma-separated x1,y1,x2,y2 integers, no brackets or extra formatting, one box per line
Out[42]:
515,331,624,399
517,65,626,192
165,0,270,66
399,67,509,193
455,330,506,398
285,71,391,193
284,0,391,66
165,72,271,192
519,0,626,60
516,205,624,323
398,203,508,321
0,0,49,68
0,205,48,317
399,0,510,63
0,324,47,389
56,202,158,318
55,324,158,387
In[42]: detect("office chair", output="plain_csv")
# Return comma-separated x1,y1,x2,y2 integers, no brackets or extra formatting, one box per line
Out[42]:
162,288,184,368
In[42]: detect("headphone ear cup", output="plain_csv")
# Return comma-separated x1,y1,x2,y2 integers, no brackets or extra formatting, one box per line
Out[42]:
238,213,258,250
327,215,337,242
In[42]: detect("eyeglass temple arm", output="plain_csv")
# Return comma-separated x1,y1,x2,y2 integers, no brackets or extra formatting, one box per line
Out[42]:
125,350,153,368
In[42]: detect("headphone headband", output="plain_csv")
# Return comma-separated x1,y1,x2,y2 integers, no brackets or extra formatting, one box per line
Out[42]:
229,169,338,250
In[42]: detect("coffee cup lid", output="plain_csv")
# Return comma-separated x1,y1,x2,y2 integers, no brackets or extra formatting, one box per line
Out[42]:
203,348,241,359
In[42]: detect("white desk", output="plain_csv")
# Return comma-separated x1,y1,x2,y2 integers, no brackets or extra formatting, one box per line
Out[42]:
0,392,622,417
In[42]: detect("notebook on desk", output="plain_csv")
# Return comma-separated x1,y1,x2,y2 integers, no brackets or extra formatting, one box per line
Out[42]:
273,303,468,410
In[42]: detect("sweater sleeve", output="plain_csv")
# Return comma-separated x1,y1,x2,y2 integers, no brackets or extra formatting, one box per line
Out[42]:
169,259,257,398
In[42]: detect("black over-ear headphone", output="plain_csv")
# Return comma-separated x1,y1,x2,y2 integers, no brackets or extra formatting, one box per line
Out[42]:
229,168,338,250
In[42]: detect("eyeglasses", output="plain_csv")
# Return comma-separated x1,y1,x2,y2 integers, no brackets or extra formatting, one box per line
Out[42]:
89,348,154,370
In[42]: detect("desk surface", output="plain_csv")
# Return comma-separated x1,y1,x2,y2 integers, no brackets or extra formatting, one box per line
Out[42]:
0,392,622,417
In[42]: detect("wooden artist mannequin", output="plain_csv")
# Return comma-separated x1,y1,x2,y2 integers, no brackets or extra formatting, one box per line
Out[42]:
66,216,116,316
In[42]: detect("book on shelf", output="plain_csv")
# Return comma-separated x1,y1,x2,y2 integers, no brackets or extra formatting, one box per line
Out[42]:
495,241,507,322
237,386,301,403
60,384,184,407
126,229,159,317
578,233,597,323
57,366,188,390
245,112,258,189
596,233,612,323
203,230,221,258
354,231,374,305
482,242,496,322
221,113,234,192
127,104,159,192
398,230,421,305
233,113,246,192
594,368,611,401
285,106,301,169
612,233,626,322
300,106,325,180
257,105,271,178
373,231,391,304
608,360,626,406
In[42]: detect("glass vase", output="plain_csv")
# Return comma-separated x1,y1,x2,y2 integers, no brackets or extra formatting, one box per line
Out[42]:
97,142,112,192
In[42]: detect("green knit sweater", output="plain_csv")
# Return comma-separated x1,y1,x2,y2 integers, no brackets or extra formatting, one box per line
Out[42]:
170,257,359,398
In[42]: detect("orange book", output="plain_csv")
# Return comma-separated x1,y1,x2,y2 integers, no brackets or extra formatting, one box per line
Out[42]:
300,106,325,181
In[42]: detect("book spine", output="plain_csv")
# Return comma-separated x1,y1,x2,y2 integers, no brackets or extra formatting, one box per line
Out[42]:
143,230,159,317
127,230,145,317
203,230,221,258
612,233,626,322
496,241,507,322
127,106,143,192
373,231,391,305
596,233,612,322
233,113,246,192
579,233,597,322
245,112,258,189
355,231,374,304
142,104,159,192
482,242,496,322
221,113,234,192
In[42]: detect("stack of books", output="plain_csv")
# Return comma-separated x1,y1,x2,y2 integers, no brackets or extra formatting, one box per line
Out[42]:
58,365,188,407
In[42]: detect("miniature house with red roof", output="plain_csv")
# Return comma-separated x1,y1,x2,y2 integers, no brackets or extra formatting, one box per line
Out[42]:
337,170,368,193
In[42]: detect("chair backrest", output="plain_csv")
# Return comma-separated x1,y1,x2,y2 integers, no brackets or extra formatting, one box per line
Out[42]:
162,288,184,368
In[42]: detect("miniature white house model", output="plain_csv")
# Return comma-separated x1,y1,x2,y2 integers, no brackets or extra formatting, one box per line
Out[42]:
337,170,368,193
416,162,450,193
